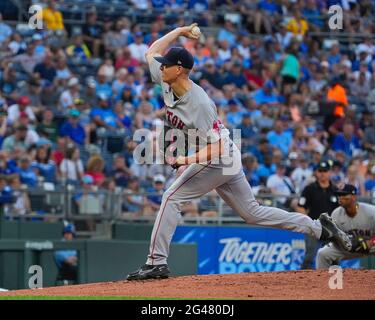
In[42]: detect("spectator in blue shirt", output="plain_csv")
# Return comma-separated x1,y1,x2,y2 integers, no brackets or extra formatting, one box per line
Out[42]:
31,145,57,183
224,62,248,89
33,52,57,83
332,121,360,157
242,154,261,187
327,42,341,67
145,174,166,214
237,113,256,139
226,99,244,129
200,59,226,89
95,72,112,99
217,20,237,47
255,0,281,34
249,138,272,165
0,13,12,45
123,139,137,168
152,0,169,9
90,93,117,130
32,33,46,57
109,154,131,188
15,156,38,187
352,50,369,72
59,109,86,145
258,0,280,14
236,113,256,152
302,0,324,30
116,85,135,105
66,35,91,61
267,120,292,156
188,0,208,12
365,166,375,196
252,80,279,105
114,101,132,130
144,22,163,45
54,223,78,284
0,175,14,205
0,64,18,104
257,154,276,183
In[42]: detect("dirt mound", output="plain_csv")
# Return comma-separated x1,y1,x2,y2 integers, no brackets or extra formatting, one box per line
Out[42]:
0,269,374,299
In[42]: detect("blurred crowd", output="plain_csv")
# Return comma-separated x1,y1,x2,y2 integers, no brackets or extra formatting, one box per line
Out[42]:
0,0,374,220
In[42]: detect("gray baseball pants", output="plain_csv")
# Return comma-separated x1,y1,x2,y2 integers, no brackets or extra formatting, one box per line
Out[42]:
146,162,323,265
316,243,374,269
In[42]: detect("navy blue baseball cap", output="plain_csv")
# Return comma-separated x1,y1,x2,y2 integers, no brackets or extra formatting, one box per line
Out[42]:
335,184,357,196
315,161,331,171
154,47,194,70
63,224,76,235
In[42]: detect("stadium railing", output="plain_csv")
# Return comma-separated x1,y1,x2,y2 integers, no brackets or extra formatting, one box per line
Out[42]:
3,188,374,225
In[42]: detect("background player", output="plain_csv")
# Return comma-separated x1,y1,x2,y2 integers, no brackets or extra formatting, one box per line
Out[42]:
297,161,339,269
317,184,375,269
126,23,351,281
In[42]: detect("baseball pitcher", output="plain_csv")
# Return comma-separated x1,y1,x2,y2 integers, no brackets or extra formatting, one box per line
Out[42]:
127,24,351,280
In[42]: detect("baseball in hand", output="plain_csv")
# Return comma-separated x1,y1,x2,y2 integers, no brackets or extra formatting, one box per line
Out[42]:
191,26,201,37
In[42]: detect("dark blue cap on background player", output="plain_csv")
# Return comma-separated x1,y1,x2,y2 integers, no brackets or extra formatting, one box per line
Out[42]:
335,184,357,196
314,161,331,171
154,47,194,70
63,223,76,236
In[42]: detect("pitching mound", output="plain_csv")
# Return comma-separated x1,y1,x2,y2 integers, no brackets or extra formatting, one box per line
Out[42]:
0,269,374,299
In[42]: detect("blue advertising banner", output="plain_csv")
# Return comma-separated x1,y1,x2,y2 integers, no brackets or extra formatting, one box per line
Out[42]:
172,226,359,274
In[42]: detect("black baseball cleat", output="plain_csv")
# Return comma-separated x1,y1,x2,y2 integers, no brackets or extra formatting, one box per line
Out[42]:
319,213,352,251
126,264,170,281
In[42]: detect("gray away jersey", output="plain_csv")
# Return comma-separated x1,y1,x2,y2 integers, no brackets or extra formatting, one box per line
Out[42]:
149,57,239,167
332,202,375,239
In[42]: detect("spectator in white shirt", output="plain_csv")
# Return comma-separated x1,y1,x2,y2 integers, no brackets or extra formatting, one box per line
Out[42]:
275,23,294,51
237,35,251,60
18,113,40,146
128,32,148,63
356,35,375,61
7,96,36,126
352,62,372,83
98,58,115,82
130,0,149,10
7,32,26,55
59,77,80,110
12,41,43,75
267,163,295,209
60,145,84,185
55,57,72,81
291,157,313,194
218,40,231,62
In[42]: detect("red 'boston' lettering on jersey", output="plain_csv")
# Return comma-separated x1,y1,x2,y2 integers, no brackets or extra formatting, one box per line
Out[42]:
166,110,173,123
166,110,186,129
213,119,222,134
176,119,185,129
171,115,178,126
